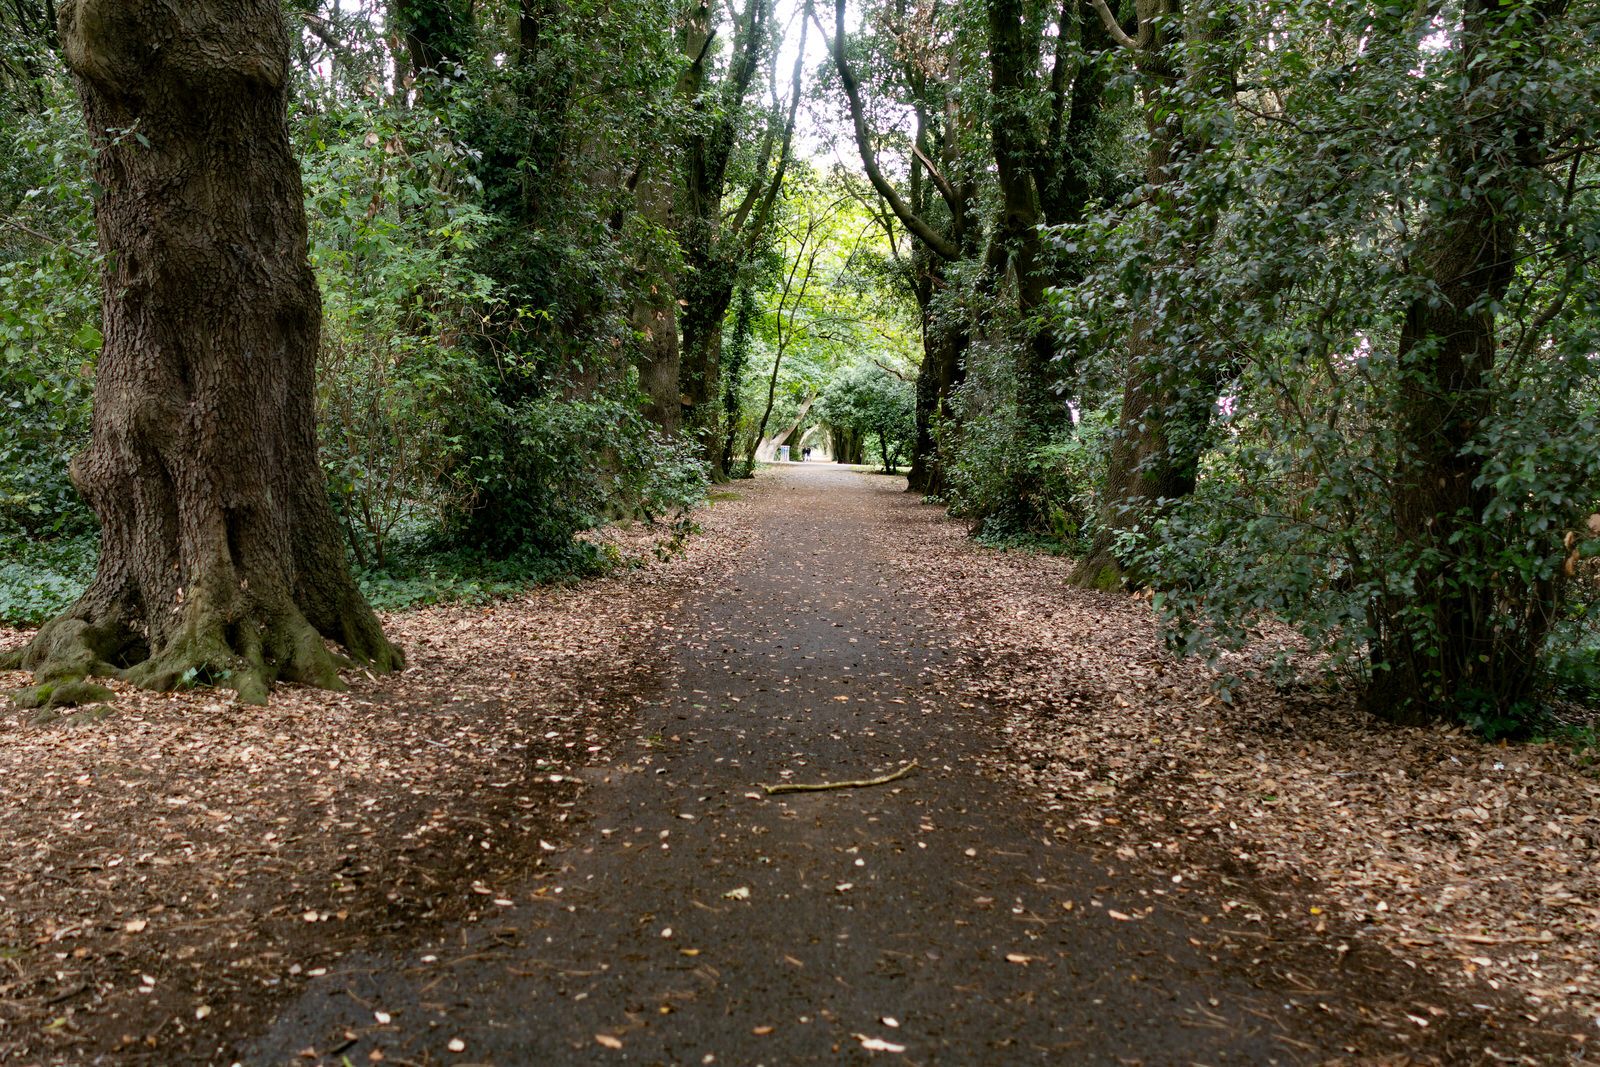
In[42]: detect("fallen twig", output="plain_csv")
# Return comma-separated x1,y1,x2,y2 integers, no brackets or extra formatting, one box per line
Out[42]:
761,761,918,795
1446,932,1556,946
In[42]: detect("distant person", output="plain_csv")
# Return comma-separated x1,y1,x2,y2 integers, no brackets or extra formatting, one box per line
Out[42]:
801,447,811,461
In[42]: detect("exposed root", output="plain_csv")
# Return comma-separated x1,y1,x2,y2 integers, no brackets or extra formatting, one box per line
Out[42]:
121,605,351,706
9,588,400,708
2,614,142,683
10,679,116,711
28,704,116,727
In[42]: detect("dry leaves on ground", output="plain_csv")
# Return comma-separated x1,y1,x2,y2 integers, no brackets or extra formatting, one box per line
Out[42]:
865,479,1600,1047
0,506,761,1066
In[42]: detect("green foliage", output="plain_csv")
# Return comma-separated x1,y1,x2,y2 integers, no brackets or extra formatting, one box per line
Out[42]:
445,381,708,557
1100,0,1600,727
0,76,99,542
354,541,598,612
815,362,914,472
0,534,95,627
299,90,498,568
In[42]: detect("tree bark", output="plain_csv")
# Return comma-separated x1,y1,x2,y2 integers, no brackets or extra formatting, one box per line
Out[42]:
2,0,402,706
630,167,682,436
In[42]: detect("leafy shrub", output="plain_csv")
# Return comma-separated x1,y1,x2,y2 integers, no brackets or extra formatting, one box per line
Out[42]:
444,377,708,557
0,534,96,627
0,81,100,542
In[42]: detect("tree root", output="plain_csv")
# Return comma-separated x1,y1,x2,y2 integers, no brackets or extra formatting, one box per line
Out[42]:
11,679,116,711
6,589,399,708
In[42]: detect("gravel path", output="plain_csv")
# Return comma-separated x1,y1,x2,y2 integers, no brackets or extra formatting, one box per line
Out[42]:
247,465,1580,1065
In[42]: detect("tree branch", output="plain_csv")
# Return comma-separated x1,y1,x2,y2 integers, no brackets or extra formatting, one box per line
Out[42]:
816,0,961,262
1085,0,1148,51
911,139,961,218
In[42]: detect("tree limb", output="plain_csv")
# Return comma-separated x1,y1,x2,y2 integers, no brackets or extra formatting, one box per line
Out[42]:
1085,0,1149,51
816,0,961,262
911,139,961,218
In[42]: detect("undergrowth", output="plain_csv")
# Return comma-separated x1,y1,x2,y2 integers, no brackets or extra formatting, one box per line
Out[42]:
353,538,611,611
0,531,619,625
0,534,95,627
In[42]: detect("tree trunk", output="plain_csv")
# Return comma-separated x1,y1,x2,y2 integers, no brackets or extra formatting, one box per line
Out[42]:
906,308,967,495
1070,0,1230,588
757,395,814,462
1069,320,1213,588
630,168,682,436
1365,0,1567,723
679,279,733,476
2,0,402,706
987,0,1066,442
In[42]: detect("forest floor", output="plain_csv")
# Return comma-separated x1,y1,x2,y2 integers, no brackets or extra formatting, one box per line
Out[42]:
0,464,1595,1065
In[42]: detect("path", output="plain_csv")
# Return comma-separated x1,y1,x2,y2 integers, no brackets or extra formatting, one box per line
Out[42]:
249,466,1548,1065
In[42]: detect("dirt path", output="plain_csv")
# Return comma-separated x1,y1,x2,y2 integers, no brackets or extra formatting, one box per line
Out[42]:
246,466,1578,1066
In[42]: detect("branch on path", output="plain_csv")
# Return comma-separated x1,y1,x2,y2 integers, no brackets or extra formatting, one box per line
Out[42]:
762,761,919,795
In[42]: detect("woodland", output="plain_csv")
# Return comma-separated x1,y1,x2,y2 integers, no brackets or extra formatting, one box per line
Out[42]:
0,0,1594,734
0,0,1595,1061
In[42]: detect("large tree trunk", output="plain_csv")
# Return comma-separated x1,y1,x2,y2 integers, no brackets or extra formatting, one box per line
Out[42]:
678,267,735,477
2,0,402,706
987,0,1066,444
1070,321,1213,588
630,168,682,436
905,309,968,495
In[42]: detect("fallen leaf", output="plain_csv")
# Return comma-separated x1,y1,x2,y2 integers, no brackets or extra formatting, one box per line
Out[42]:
596,1034,624,1049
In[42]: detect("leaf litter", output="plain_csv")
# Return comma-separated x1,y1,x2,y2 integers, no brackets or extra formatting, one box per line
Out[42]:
0,514,752,1065
866,476,1600,1059
3,473,1597,1063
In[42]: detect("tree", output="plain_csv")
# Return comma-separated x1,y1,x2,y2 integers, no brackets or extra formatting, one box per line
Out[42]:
1130,0,1600,729
1365,0,1581,720
1059,0,1237,587
984,0,1112,485
2,0,402,706
676,0,806,478
821,0,980,494
817,362,915,471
